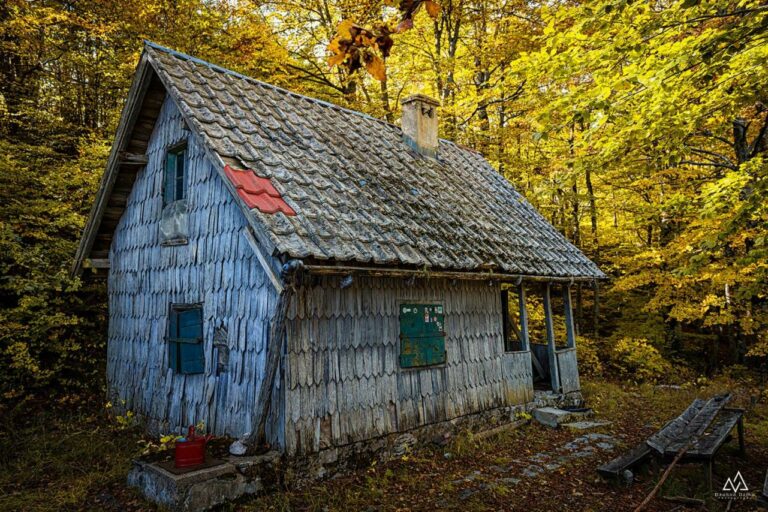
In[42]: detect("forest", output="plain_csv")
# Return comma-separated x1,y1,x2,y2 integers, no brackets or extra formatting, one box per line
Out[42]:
2,0,766,402
2,1,768,511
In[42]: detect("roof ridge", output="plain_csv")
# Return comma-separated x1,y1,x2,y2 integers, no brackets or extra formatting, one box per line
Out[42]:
143,40,400,130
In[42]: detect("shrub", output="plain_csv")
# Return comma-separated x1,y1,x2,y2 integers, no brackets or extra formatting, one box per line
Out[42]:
609,337,673,383
574,335,603,377
0,139,107,404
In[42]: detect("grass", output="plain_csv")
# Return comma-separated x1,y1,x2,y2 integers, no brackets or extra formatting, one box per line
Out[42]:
1,375,766,511
244,375,768,512
0,397,146,512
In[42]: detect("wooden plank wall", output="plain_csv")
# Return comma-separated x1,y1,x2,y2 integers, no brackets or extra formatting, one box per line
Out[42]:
108,97,279,442
282,276,534,455
556,348,580,394
502,351,534,403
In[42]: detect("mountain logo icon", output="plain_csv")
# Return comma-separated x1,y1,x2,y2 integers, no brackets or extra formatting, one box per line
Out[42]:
722,471,749,492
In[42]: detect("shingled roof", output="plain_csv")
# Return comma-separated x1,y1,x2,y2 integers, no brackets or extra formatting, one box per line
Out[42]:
77,42,604,280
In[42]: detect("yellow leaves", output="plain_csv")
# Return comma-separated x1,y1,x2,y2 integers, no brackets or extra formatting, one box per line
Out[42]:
611,337,673,383
336,19,354,40
327,0,439,78
327,51,346,68
327,20,354,68
5,341,41,374
365,55,387,81
326,19,392,81
328,36,341,54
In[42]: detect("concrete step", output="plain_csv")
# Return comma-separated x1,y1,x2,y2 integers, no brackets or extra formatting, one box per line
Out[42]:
532,407,594,428
127,451,281,511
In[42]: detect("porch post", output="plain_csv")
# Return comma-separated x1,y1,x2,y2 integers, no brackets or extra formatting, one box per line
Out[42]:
563,284,576,349
517,284,530,351
543,282,560,392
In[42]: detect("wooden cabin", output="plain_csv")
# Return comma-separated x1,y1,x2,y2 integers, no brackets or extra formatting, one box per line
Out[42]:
73,42,604,456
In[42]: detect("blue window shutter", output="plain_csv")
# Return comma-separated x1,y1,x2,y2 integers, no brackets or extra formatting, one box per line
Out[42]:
178,307,202,339
178,307,204,375
180,343,204,374
168,307,180,371
163,152,176,207
168,305,204,375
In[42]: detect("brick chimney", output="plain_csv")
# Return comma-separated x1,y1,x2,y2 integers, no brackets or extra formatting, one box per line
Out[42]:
401,94,440,158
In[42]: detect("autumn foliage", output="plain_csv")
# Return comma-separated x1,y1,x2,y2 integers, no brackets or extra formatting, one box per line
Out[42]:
2,0,768,403
328,20,394,80
327,0,440,81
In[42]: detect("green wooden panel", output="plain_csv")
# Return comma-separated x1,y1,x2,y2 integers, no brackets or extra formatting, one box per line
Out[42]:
399,303,446,368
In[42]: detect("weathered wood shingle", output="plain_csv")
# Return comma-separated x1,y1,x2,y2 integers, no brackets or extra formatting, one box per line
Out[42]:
85,42,603,280
108,97,280,442
282,276,533,455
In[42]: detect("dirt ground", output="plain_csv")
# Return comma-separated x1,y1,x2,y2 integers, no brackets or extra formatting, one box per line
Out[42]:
2,377,766,511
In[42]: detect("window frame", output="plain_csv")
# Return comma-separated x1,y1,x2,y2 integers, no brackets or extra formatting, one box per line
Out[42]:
501,287,529,353
163,142,188,207
167,302,205,375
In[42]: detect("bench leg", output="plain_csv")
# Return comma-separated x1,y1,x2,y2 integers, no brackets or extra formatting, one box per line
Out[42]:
706,459,713,493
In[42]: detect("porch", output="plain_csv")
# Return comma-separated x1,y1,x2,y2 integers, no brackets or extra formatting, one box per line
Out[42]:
501,281,585,396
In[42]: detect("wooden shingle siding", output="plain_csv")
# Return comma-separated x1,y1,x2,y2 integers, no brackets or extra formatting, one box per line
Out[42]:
108,96,279,442
283,277,534,455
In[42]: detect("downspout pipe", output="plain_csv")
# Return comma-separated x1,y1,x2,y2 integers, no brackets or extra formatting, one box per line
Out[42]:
245,259,303,452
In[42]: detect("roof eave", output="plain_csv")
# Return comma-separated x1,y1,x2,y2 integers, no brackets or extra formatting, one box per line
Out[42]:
72,52,156,277
302,263,606,283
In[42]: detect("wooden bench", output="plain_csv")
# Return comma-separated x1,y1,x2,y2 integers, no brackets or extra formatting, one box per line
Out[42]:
597,396,745,491
597,442,653,480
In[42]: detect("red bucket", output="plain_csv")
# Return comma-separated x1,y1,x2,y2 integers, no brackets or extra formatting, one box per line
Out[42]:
174,426,213,468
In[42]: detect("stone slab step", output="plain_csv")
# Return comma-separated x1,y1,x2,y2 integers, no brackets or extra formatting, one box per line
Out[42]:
533,407,594,428
562,420,612,430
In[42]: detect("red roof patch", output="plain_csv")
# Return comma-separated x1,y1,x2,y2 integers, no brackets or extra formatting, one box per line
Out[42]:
223,165,295,216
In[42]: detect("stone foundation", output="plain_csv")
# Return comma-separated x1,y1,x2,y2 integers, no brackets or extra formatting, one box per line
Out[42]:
127,452,281,512
284,390,582,487
128,391,581,511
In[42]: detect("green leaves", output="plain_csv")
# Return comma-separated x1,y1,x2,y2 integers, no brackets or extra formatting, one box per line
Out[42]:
0,138,109,402
517,0,768,362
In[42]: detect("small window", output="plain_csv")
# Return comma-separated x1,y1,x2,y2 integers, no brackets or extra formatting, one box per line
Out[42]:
168,304,204,374
163,144,187,207
399,303,446,368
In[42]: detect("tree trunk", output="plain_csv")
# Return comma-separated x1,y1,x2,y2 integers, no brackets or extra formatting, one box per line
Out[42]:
593,281,600,338
585,166,598,253
380,69,393,122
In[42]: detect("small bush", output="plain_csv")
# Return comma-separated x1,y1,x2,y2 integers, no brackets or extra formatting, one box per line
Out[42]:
0,140,107,404
574,335,603,377
609,337,673,383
